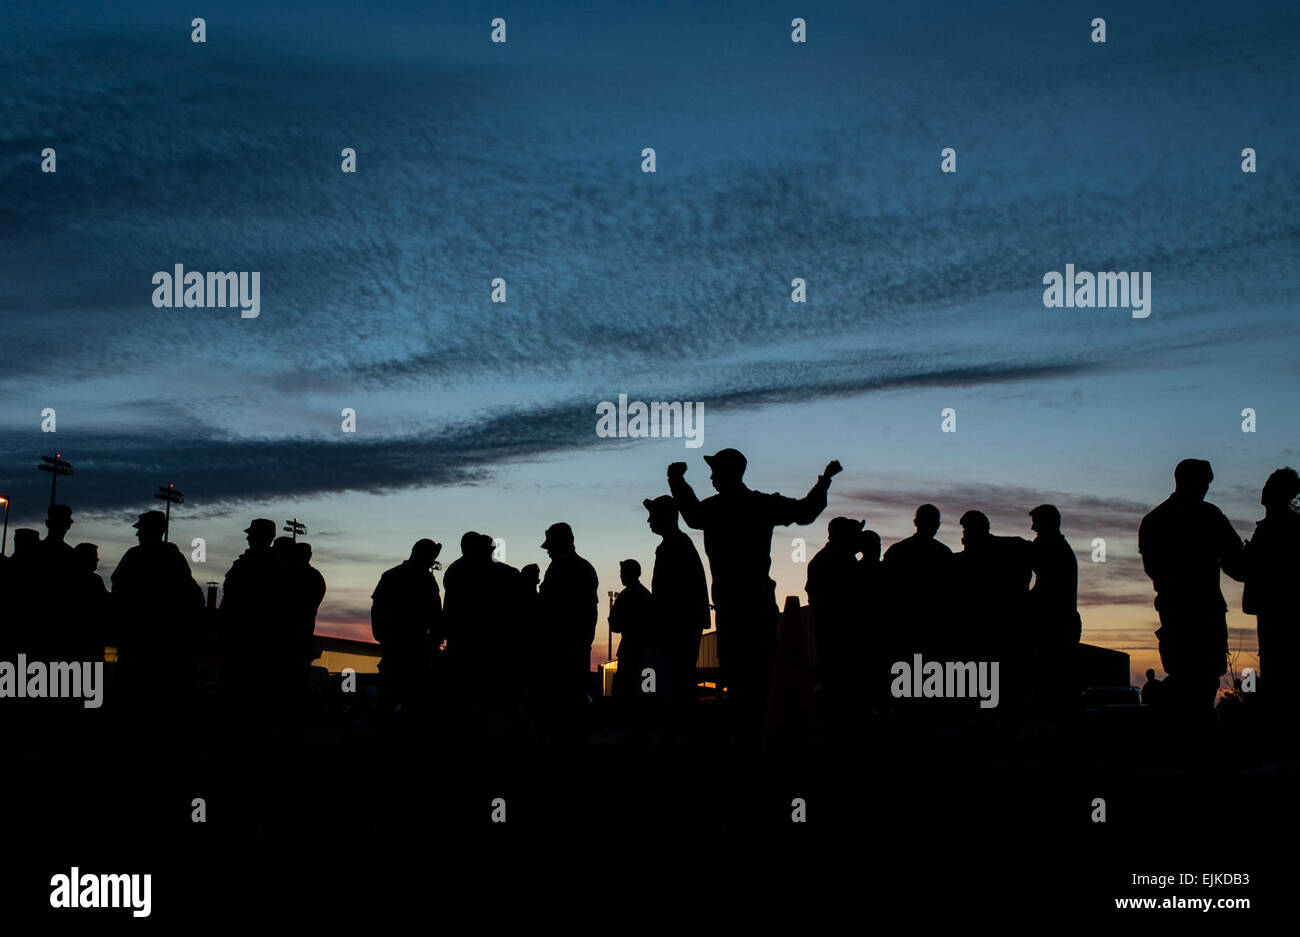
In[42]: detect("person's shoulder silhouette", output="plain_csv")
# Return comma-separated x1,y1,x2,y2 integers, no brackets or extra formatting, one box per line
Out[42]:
1140,459,1245,597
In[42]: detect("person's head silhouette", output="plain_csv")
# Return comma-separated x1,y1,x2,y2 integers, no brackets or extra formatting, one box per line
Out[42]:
1029,504,1061,536
827,516,865,548
459,531,493,561
541,522,575,558
74,542,99,572
279,540,309,568
244,518,275,551
520,563,540,588
12,528,39,557
273,536,296,563
132,510,166,545
1261,466,1300,512
860,530,882,562
1146,668,1157,682
914,504,941,538
959,510,991,549
45,504,73,543
643,496,680,536
1173,459,1214,501
703,448,747,495
410,538,441,570
619,558,641,587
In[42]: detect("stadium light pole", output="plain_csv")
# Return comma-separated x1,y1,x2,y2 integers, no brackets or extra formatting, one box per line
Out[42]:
0,496,9,556
155,483,184,543
38,453,73,506
284,517,307,542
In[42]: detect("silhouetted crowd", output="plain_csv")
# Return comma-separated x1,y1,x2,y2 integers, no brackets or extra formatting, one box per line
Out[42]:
806,500,1084,734
0,509,326,732
1,452,1297,750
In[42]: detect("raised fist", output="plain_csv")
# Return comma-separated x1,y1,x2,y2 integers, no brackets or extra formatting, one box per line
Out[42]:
668,462,688,479
823,460,843,479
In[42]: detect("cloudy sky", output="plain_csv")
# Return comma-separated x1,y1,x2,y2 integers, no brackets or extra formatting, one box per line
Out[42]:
3,0,1297,680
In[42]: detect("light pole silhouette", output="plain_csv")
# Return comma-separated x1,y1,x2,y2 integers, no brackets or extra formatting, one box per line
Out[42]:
155,483,184,543
0,495,9,556
284,517,307,542
38,453,72,506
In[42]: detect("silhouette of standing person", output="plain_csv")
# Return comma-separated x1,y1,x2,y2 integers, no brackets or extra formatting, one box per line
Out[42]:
72,543,109,664
443,533,491,725
1138,459,1245,722
955,510,1033,711
444,531,525,735
371,539,444,724
39,504,75,566
267,537,313,704
807,517,864,734
882,504,953,658
1242,466,1300,716
442,532,490,665
220,518,288,717
668,449,841,746
111,510,204,712
538,522,599,743
519,564,542,606
1028,504,1081,716
856,529,888,710
35,504,78,661
0,529,41,665
0,531,37,740
609,559,656,730
643,495,710,730
483,539,527,727
520,564,541,598
9,528,40,558
1141,668,1164,706
517,562,545,720
291,542,327,683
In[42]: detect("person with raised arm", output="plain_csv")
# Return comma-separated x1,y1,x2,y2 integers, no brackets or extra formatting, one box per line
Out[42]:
667,449,841,745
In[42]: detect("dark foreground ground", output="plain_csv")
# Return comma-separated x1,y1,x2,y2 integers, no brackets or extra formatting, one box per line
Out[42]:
4,689,1293,926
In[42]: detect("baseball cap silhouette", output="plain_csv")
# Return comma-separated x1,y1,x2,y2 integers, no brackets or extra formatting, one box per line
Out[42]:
133,510,166,530
703,448,747,476
643,495,678,517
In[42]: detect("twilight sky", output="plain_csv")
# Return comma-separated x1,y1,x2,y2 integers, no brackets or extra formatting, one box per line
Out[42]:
3,0,1298,682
